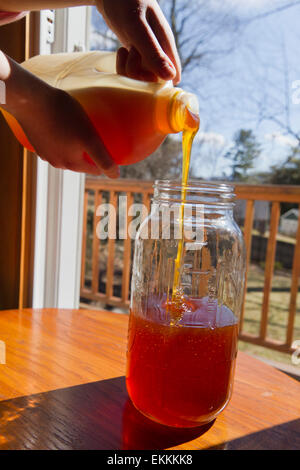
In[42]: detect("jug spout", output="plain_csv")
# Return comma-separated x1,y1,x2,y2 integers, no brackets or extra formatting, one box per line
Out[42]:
170,90,200,133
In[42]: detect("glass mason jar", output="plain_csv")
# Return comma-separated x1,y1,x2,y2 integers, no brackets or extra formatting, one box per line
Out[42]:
126,180,246,428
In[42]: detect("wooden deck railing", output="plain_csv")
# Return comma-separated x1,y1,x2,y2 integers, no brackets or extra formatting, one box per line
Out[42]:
80,178,300,355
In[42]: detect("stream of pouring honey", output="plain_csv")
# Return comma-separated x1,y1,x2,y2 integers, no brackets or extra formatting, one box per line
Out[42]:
168,107,200,321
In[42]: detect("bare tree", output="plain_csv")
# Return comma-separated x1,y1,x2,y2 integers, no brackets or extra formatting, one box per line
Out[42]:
248,1,300,21
159,0,240,77
243,34,300,148
190,132,228,179
89,1,300,180
120,135,182,180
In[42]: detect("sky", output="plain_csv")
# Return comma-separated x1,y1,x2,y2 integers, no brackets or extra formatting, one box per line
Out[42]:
183,0,300,178
90,1,300,179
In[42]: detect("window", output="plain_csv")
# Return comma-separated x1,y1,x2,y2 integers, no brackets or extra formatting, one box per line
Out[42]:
33,7,90,308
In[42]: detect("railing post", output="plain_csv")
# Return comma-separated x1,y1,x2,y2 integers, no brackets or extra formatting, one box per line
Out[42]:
260,202,280,340
239,200,255,332
142,191,152,218
92,190,102,294
122,192,134,303
106,191,117,301
286,206,300,347
80,189,89,292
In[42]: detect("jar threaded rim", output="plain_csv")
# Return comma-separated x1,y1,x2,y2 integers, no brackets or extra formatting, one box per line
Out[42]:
153,179,236,206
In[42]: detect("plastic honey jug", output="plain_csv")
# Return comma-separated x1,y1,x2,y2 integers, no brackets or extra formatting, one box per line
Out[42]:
0,51,199,165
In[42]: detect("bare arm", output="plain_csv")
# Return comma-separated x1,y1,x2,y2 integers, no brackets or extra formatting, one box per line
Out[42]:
0,0,181,174
0,1,94,11
0,0,181,84
0,50,119,177
97,0,181,84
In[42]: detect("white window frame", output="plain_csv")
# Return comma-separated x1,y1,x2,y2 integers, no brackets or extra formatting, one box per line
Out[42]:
33,6,91,308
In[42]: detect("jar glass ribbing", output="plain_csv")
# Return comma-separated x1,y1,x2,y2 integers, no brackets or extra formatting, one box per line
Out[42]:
126,180,246,428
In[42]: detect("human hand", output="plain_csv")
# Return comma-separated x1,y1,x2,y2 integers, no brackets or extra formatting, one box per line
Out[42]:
96,0,181,84
16,87,120,177
1,53,119,177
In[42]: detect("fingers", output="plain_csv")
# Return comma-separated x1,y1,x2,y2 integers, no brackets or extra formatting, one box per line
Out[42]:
100,0,182,84
40,154,112,177
63,156,104,175
117,46,157,82
123,46,142,79
146,6,181,85
37,142,118,178
85,137,120,179
129,16,177,82
116,47,128,76
38,153,102,175
66,93,120,178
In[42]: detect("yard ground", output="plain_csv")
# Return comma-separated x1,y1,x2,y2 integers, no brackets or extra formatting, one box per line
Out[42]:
239,263,300,366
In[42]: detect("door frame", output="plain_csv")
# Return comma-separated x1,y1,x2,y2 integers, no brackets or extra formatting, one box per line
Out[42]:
30,6,91,308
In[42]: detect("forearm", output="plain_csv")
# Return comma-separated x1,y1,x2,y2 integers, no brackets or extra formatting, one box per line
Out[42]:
0,50,118,177
0,50,53,118
0,1,95,11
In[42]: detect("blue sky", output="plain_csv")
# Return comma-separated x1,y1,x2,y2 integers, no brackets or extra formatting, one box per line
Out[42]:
180,0,300,178
90,1,300,179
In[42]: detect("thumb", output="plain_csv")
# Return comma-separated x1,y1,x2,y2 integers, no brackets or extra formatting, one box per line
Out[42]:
86,137,120,179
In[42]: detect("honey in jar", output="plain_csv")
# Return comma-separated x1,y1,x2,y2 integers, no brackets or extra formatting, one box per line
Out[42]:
127,296,238,427
127,180,246,427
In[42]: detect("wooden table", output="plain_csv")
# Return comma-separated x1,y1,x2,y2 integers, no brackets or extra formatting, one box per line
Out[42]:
0,308,300,450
